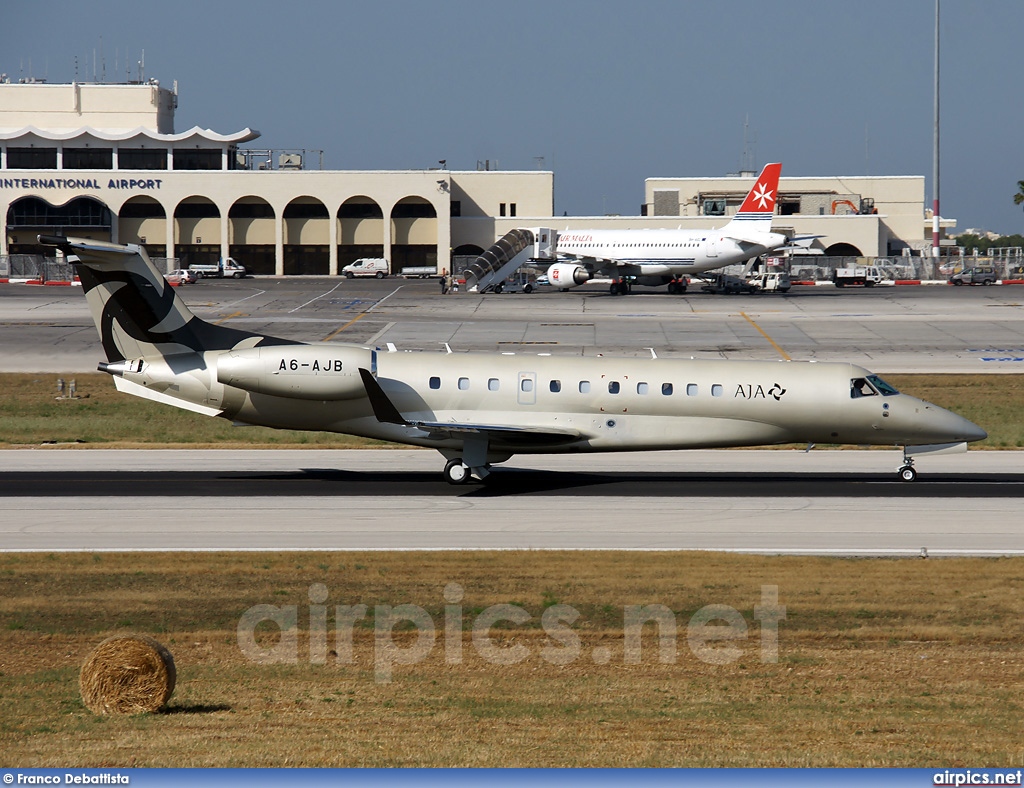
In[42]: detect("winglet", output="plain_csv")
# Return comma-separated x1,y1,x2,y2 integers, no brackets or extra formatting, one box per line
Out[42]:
358,368,408,425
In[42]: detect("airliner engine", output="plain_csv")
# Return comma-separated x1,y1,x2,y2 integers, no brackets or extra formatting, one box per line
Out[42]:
216,345,374,400
546,262,591,288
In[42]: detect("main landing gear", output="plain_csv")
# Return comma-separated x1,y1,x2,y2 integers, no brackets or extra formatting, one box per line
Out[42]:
609,280,631,296
443,458,491,485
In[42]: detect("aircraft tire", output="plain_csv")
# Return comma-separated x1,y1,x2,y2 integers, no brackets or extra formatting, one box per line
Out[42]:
444,459,471,485
898,465,918,482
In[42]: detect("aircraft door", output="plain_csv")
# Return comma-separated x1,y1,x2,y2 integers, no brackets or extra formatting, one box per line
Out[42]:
517,372,537,406
706,237,719,258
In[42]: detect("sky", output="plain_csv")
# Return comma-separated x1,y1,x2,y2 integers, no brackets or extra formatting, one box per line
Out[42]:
3,0,1022,234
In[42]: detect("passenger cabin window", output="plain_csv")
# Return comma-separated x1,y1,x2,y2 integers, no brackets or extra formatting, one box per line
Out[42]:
712,384,723,397
429,376,441,390
521,378,533,392
579,381,591,394
608,381,620,394
637,382,649,395
686,383,698,396
662,383,674,395
549,380,561,393
458,377,469,390
488,378,500,391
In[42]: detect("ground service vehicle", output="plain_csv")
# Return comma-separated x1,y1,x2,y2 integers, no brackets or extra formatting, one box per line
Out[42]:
188,258,247,279
949,266,996,286
342,258,389,278
700,273,758,294
491,275,535,294
748,271,791,293
833,265,882,287
401,266,438,278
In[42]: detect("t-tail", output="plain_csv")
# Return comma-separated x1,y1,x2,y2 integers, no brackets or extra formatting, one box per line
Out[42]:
38,235,294,417
722,162,782,237
38,235,289,366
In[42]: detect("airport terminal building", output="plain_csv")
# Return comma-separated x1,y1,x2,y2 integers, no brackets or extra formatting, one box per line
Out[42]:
0,79,949,276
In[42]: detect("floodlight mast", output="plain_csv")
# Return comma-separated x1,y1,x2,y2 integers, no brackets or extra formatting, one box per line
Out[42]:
932,0,941,259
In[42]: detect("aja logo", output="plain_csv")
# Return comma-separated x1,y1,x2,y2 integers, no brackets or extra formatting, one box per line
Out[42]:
734,383,786,401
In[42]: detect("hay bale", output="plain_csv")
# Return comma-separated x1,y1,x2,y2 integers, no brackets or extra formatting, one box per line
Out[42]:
79,634,176,715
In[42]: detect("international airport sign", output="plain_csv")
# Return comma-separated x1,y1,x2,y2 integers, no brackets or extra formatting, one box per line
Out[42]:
0,177,164,191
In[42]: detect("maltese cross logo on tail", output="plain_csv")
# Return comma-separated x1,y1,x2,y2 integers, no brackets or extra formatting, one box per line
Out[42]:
752,182,774,210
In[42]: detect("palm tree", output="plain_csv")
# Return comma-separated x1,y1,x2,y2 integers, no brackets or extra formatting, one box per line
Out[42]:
1014,180,1024,210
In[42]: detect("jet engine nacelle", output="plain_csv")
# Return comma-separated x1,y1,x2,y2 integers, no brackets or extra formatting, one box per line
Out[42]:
216,344,374,400
547,262,591,288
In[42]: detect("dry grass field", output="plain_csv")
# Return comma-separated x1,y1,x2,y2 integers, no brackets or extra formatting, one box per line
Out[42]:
2,551,1022,767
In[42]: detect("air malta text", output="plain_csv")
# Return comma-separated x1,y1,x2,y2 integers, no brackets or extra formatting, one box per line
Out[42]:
0,177,163,190
559,234,594,243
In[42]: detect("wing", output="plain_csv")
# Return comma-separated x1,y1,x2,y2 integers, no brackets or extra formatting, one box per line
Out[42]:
358,368,582,447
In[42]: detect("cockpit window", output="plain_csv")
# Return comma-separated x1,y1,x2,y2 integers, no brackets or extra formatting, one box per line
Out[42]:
851,378,876,398
867,375,899,396
851,375,900,398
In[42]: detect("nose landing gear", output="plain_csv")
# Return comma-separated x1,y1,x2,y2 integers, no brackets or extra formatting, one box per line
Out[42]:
897,450,917,482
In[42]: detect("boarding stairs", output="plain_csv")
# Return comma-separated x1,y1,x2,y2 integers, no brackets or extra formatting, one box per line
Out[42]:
464,228,555,292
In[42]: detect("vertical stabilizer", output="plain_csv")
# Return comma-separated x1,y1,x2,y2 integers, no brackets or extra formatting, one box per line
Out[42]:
723,162,781,235
38,235,288,363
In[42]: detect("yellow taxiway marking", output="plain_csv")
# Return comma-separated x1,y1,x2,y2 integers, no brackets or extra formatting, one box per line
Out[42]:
740,312,791,361
321,285,404,342
322,312,369,342
214,311,245,325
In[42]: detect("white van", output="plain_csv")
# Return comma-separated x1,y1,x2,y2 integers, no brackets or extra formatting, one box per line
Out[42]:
342,258,389,279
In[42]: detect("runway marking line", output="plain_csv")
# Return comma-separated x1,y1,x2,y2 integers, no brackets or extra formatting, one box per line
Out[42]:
740,312,791,360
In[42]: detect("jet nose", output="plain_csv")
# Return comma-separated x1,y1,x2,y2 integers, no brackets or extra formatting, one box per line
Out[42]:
928,405,987,444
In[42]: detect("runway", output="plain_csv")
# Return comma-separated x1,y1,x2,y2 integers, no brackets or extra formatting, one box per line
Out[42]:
2,450,1021,554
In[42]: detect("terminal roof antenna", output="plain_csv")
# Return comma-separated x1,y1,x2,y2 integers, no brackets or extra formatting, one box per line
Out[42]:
740,114,757,174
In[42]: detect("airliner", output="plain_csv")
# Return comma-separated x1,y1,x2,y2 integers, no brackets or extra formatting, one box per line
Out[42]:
547,162,787,295
40,235,985,485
